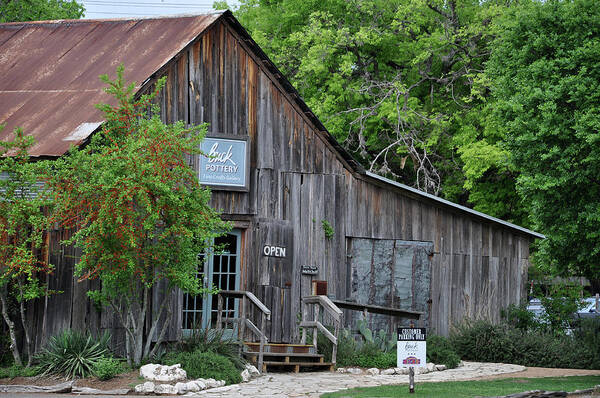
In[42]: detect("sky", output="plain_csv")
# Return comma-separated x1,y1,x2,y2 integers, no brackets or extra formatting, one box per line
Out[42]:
80,0,240,19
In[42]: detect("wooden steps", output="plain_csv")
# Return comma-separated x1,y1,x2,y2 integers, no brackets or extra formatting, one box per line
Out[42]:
243,342,333,373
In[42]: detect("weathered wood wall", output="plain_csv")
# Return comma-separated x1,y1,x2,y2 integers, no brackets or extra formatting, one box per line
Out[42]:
345,175,531,335
30,17,533,348
347,238,433,334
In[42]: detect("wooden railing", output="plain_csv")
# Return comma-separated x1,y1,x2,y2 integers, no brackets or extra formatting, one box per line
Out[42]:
299,295,343,365
215,290,271,372
330,299,422,320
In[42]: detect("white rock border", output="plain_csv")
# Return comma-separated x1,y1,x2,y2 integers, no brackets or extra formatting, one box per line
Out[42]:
133,362,262,395
336,362,453,376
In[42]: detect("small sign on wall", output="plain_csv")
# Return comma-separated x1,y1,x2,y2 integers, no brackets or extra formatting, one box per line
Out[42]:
301,265,319,275
199,136,249,190
397,328,427,368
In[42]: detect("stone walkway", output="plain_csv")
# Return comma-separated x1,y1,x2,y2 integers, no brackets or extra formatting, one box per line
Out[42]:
194,362,526,398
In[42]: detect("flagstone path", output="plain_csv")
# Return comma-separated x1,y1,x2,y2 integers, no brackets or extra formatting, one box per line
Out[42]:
194,361,526,398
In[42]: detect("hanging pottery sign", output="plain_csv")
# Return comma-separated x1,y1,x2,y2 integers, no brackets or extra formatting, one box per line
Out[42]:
199,136,249,190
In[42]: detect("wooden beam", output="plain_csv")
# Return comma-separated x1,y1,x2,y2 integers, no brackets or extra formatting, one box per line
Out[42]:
331,299,422,319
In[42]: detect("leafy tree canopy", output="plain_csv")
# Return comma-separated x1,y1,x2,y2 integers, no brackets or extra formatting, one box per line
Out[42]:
0,127,53,367
484,0,600,287
0,0,84,23
233,0,529,225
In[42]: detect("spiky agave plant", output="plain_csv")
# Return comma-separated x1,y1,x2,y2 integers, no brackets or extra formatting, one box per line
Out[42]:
35,329,111,379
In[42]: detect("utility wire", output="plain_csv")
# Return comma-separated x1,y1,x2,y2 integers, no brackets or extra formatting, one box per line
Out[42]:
85,0,216,6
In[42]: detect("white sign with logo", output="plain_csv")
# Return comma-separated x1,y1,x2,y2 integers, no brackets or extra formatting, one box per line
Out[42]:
199,136,249,190
397,328,427,368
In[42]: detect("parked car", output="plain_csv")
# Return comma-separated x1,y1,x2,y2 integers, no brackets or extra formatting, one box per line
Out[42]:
527,296,599,333
575,297,600,319
526,298,545,322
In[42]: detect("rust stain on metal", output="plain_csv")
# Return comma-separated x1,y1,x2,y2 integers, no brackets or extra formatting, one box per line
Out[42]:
0,13,222,157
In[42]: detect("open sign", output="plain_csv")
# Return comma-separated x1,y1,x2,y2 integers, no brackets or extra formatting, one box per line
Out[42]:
263,245,286,258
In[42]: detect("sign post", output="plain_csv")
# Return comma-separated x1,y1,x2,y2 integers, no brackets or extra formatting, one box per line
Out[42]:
397,325,426,394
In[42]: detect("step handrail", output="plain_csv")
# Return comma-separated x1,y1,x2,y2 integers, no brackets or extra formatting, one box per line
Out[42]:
300,295,343,365
216,290,270,372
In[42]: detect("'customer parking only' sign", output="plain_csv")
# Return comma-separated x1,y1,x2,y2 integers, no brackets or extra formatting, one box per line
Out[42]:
397,328,427,368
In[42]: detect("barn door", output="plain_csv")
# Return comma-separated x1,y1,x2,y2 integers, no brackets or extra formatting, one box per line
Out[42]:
347,238,433,334
255,219,294,343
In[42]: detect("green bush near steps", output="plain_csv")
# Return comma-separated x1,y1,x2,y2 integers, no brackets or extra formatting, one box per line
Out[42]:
163,350,241,384
93,356,123,381
173,327,245,370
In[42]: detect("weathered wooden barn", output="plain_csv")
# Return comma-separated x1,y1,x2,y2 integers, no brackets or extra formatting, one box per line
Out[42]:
0,11,543,354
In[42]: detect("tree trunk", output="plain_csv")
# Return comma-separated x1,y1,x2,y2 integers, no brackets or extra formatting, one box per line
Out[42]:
144,286,171,359
132,308,145,367
0,288,22,367
19,299,32,367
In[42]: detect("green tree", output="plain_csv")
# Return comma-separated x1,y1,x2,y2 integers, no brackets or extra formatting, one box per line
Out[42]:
485,0,600,289
0,128,53,367
0,0,84,22
234,0,527,221
49,67,229,366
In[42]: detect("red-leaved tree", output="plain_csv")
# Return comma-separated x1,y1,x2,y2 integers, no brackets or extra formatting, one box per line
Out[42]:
49,66,229,365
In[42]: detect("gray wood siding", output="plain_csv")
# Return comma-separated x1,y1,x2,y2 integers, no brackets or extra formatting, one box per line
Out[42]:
345,175,531,335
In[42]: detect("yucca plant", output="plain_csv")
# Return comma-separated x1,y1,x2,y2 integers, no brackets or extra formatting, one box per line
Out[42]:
35,330,111,379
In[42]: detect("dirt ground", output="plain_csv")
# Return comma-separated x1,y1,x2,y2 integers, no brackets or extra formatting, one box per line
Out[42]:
0,369,141,390
470,366,600,381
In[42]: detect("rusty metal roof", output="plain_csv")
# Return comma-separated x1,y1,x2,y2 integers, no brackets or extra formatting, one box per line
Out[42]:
0,13,222,157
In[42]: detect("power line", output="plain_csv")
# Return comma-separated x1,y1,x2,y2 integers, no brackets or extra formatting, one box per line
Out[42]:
85,0,216,6
85,4,214,10
84,11,177,15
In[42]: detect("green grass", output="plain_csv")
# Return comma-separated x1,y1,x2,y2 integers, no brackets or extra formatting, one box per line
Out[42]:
321,376,600,398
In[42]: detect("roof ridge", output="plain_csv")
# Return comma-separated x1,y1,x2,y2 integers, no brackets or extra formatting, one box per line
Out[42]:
0,11,226,26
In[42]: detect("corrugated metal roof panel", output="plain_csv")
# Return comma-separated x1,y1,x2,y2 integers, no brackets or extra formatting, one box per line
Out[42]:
0,13,222,156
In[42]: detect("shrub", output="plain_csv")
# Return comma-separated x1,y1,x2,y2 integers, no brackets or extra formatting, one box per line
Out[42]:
501,304,540,331
174,327,244,370
0,364,40,378
354,350,396,369
163,350,241,384
538,283,586,333
93,356,123,381
426,335,460,369
35,330,111,379
317,328,358,366
0,334,13,367
573,318,600,369
450,319,598,369
450,320,514,363
318,327,396,369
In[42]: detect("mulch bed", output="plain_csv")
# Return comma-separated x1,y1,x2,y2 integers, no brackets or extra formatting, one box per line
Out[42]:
0,369,141,391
